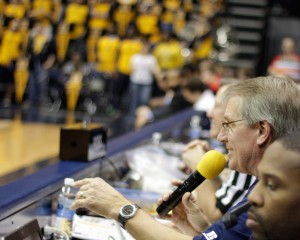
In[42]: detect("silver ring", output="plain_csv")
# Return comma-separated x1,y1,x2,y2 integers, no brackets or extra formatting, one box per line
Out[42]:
79,191,85,199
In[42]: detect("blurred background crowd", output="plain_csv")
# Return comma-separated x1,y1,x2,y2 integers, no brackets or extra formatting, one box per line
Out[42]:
0,0,300,133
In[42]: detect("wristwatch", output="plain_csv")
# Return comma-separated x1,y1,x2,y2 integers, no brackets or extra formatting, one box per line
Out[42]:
118,204,140,228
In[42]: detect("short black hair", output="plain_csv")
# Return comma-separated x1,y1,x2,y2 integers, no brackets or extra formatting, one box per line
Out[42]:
182,77,208,93
278,130,300,154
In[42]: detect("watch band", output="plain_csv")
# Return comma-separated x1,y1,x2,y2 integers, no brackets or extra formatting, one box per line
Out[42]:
118,204,140,229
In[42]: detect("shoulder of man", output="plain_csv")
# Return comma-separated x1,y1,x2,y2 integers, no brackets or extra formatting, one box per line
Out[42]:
194,180,258,240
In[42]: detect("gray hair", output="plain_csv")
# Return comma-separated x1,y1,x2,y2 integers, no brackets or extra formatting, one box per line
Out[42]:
222,76,300,139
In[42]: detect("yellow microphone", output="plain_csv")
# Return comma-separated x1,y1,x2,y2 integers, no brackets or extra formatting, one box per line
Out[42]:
157,150,226,217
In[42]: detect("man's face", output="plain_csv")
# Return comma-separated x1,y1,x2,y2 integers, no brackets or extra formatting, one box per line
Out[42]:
282,38,295,55
247,142,300,240
217,97,258,174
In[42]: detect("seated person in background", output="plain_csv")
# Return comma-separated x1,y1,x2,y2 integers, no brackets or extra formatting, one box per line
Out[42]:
268,37,300,83
134,70,189,129
148,64,199,109
181,79,256,222
148,69,182,109
181,78,215,113
247,130,300,240
135,77,215,129
70,77,300,240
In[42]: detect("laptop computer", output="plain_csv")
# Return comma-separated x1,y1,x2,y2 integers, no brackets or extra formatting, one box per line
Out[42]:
0,219,43,240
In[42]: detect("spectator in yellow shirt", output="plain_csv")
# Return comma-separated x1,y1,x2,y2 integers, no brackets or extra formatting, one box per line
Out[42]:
153,30,184,71
0,18,23,106
112,26,142,111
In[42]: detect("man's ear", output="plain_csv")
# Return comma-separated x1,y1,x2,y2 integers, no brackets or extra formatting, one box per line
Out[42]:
256,120,272,146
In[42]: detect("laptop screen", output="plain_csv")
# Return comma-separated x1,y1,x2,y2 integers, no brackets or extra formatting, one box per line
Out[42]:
0,219,43,240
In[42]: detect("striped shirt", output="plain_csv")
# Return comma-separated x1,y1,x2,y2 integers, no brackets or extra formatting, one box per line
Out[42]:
215,170,256,214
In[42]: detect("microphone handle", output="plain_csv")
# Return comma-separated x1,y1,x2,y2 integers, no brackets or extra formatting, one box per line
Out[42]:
157,171,205,217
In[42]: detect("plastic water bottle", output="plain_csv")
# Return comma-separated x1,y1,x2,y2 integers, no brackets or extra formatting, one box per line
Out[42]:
188,115,202,140
54,178,76,239
152,132,162,146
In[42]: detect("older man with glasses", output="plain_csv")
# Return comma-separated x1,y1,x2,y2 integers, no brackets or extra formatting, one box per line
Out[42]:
71,76,300,240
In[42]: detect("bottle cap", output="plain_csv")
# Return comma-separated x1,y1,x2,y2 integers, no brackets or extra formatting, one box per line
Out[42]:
152,132,162,145
64,178,75,185
190,115,201,127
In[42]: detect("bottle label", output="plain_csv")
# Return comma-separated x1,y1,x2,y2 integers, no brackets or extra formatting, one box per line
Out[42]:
189,128,201,140
56,203,74,220
55,201,75,237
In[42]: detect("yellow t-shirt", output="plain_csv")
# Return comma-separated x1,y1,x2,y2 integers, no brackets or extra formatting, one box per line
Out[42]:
117,39,143,75
0,30,23,66
31,0,52,19
96,36,120,73
136,14,159,36
52,0,62,23
64,2,88,39
56,26,70,63
89,3,111,31
161,9,174,25
163,0,181,10
0,0,6,16
86,33,98,63
64,3,89,25
193,37,213,61
4,3,26,19
19,25,30,56
183,0,193,12
113,5,135,37
33,34,47,55
153,40,184,70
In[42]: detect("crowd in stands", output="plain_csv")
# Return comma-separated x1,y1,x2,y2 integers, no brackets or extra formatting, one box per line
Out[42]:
0,0,259,131
1,2,299,111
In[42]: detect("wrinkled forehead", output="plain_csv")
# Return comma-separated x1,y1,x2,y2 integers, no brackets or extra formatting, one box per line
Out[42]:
223,96,242,120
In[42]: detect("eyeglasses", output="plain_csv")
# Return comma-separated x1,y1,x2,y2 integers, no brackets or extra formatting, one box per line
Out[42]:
221,119,244,133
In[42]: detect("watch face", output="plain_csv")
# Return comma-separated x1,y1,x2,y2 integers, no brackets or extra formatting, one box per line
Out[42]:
121,204,136,218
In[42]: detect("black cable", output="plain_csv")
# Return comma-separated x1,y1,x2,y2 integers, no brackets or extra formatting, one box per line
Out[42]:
100,156,122,180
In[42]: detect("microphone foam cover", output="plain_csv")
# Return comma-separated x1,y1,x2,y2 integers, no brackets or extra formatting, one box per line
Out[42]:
196,150,226,179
